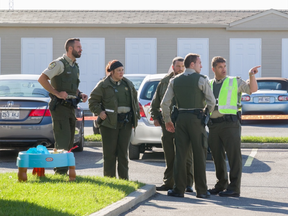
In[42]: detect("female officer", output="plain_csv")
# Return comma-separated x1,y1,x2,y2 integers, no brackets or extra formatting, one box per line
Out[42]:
88,60,140,180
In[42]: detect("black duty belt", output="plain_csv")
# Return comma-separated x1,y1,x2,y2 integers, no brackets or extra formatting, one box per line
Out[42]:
178,109,203,115
210,115,238,123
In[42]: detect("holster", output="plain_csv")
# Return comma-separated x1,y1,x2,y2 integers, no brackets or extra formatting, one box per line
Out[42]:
171,106,179,124
237,111,242,124
48,93,59,111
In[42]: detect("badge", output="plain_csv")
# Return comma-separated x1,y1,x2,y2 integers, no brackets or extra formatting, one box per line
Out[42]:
48,62,56,70
125,87,128,91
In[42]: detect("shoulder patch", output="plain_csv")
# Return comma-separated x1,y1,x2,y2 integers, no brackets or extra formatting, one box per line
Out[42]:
48,62,56,70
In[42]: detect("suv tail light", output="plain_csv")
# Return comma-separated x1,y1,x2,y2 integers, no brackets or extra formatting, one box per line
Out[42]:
139,103,146,117
139,102,151,118
278,95,288,101
29,109,51,117
241,96,251,101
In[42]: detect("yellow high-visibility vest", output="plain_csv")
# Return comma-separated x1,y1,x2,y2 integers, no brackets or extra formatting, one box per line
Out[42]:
211,77,238,115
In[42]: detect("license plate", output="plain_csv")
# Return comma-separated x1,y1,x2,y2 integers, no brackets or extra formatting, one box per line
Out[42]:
258,96,270,103
1,110,20,119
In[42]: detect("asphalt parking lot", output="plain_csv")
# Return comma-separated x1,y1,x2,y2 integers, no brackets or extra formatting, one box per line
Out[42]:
1,146,288,216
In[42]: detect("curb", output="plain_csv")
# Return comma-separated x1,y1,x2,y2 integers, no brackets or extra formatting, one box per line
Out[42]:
84,141,102,147
241,143,288,148
84,141,288,149
90,184,156,216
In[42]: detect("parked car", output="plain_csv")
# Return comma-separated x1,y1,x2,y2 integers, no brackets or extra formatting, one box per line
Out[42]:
92,74,147,134
0,74,84,151
129,73,167,160
241,77,288,119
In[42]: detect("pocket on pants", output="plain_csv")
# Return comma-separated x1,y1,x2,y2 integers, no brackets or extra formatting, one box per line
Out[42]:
202,130,208,149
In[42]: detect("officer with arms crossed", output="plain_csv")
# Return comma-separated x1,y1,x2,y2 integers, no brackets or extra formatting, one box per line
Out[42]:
38,38,88,175
161,53,215,198
88,60,140,180
208,56,259,197
151,57,194,192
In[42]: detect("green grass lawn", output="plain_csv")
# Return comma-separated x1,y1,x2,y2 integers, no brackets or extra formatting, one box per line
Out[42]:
84,134,288,143
0,172,144,216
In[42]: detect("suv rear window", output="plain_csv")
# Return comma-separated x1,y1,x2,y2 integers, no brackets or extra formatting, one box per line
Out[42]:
140,81,160,100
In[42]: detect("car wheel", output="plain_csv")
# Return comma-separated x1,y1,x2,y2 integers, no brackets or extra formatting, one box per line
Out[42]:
129,143,140,160
74,121,84,152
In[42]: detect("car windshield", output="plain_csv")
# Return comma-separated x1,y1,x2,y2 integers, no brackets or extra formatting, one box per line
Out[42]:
0,80,49,97
125,76,145,91
257,81,286,90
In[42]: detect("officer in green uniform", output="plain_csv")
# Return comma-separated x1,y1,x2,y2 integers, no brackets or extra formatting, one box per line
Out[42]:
161,53,215,198
88,60,140,180
208,56,259,197
38,38,88,174
151,57,194,192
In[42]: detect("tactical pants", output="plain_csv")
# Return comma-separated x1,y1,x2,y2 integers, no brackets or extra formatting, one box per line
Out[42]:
173,113,208,195
208,120,242,194
160,123,194,188
50,104,76,174
100,121,132,180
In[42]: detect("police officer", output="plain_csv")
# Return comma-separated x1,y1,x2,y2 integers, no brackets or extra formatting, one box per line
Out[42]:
88,60,140,180
208,56,259,197
161,53,215,198
151,57,194,192
38,38,88,175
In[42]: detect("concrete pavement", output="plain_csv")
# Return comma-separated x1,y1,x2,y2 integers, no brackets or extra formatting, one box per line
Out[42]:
86,142,288,216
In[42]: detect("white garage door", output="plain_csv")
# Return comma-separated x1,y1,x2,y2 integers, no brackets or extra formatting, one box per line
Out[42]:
21,38,53,75
230,38,261,81
125,38,157,74
77,38,105,110
177,38,209,76
282,39,288,78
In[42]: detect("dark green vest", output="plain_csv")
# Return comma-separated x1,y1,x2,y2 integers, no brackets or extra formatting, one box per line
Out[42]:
173,73,205,109
51,57,80,96
212,81,223,111
112,80,132,107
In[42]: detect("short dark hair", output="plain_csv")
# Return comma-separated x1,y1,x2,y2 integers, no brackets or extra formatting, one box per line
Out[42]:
211,56,226,68
172,57,184,66
64,38,80,52
184,53,200,68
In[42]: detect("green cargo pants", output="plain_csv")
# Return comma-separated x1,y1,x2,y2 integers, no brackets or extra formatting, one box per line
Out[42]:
50,104,76,174
100,121,132,180
160,123,194,188
173,113,208,195
208,120,242,194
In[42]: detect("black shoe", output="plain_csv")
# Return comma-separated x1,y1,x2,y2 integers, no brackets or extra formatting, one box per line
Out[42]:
196,191,211,198
167,189,184,198
156,185,172,191
219,189,240,197
186,186,193,193
208,188,224,195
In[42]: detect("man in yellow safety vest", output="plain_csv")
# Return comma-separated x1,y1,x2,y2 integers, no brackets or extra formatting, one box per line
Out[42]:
208,56,259,197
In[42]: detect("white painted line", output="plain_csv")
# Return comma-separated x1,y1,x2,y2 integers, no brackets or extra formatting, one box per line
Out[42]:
244,148,258,167
96,159,103,164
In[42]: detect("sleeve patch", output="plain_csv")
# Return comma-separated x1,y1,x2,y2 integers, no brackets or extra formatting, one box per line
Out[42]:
48,62,56,70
